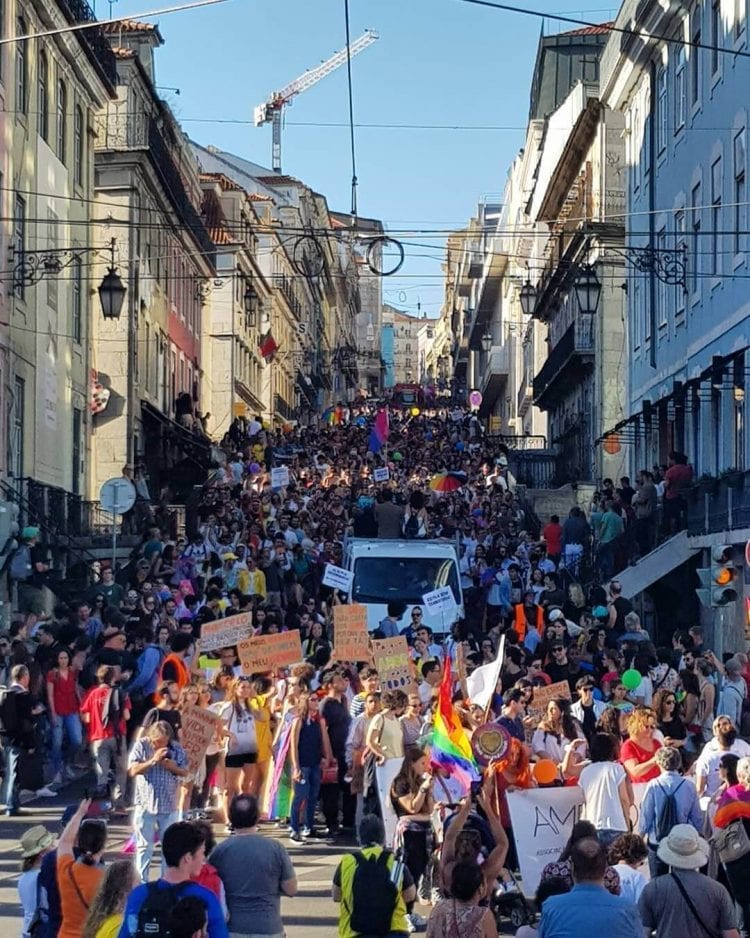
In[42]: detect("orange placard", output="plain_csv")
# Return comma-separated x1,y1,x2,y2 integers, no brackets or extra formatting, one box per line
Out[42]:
199,613,254,652
333,604,370,661
237,630,304,675
371,636,416,693
180,706,223,776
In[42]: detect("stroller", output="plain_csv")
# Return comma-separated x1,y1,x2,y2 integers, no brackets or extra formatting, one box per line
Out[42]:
490,869,534,930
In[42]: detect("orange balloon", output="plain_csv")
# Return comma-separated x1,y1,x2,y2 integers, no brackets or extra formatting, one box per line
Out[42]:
533,759,558,785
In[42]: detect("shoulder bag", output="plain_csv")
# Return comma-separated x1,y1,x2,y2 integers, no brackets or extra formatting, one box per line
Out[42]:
669,872,719,938
713,819,750,866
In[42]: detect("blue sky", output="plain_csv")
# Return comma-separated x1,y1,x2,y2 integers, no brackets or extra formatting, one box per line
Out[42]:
113,0,616,314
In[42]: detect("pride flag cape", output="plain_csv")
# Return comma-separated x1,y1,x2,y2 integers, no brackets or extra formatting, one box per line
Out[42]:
263,712,294,820
431,656,480,789
368,408,389,453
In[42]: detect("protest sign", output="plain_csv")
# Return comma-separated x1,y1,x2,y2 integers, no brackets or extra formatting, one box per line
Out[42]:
422,586,457,616
332,604,370,661
237,630,303,674
371,636,415,693
322,563,354,592
506,787,584,893
199,613,254,652
271,466,290,488
525,680,572,741
373,467,390,483
180,706,223,777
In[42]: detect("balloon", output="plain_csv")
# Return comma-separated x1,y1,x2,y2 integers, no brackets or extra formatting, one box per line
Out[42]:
533,759,558,785
392,452,403,462
622,668,642,690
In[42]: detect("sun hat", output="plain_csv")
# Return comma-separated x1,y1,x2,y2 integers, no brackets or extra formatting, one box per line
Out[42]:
592,605,609,620
656,824,710,869
548,609,564,622
19,825,54,858
222,552,237,561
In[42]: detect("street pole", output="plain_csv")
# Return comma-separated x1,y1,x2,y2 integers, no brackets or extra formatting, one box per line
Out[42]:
112,510,118,571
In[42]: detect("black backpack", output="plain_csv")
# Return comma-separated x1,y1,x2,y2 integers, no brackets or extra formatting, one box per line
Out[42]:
655,779,685,842
135,882,190,938
403,510,420,539
347,850,399,936
0,687,20,737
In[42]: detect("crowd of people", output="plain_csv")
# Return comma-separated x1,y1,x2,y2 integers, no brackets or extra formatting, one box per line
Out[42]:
2,404,749,938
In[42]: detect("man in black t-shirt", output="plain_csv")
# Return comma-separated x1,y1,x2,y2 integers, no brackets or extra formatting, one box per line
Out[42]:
607,581,633,635
139,681,183,740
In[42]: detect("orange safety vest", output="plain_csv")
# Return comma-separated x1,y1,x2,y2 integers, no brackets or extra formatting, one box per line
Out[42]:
158,653,190,690
513,603,543,643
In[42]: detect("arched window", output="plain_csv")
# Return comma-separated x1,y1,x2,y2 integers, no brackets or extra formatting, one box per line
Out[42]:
73,105,84,186
37,49,48,137
56,78,66,162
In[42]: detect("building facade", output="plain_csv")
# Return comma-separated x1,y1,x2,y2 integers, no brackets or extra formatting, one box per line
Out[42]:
0,0,116,513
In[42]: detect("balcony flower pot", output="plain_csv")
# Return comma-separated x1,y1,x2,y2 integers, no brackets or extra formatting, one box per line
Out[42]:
721,469,744,490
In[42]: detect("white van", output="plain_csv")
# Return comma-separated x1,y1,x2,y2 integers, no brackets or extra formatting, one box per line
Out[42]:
342,536,464,638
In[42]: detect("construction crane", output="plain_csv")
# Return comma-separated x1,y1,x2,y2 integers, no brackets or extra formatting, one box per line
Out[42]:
254,29,379,174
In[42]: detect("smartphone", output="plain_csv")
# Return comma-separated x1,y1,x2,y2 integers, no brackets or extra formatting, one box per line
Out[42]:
470,779,482,798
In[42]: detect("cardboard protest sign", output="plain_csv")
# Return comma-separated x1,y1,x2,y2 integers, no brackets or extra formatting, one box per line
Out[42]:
180,706,223,777
422,586,457,616
199,613,254,652
526,680,572,743
506,787,584,893
373,467,390,483
332,604,370,661
322,563,354,592
371,636,415,693
237,630,303,675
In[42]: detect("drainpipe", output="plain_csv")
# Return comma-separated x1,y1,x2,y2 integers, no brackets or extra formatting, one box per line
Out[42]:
648,61,657,370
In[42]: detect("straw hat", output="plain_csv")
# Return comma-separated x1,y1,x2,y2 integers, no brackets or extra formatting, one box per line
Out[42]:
657,824,710,869
19,825,54,858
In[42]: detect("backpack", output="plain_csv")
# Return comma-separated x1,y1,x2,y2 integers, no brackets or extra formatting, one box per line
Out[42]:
9,545,31,581
403,510,420,539
0,686,20,736
655,779,685,843
134,881,191,938
347,850,399,936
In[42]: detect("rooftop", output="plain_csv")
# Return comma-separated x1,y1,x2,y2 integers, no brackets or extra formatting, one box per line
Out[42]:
102,18,157,32
559,22,614,36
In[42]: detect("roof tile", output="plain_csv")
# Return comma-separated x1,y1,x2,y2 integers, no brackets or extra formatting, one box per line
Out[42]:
559,21,613,35
102,18,157,32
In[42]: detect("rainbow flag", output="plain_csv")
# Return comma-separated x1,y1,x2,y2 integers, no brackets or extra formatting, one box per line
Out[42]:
430,656,480,789
368,408,389,453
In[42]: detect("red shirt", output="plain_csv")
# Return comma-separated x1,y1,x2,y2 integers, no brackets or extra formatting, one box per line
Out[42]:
664,463,693,499
47,669,79,717
543,522,563,555
80,685,130,741
620,738,662,782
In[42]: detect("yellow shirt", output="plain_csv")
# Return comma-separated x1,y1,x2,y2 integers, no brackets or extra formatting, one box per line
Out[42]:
95,914,123,938
251,695,272,761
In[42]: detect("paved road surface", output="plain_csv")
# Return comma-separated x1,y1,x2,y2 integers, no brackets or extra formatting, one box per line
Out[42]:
0,784,518,935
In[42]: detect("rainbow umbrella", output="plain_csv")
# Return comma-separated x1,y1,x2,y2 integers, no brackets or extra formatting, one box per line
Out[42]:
429,471,468,493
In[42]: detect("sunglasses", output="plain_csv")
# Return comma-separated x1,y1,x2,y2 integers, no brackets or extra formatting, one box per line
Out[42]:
552,647,565,653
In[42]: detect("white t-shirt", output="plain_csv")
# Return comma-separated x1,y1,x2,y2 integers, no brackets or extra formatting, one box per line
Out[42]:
579,760,628,830
612,863,647,905
221,703,257,755
695,737,750,797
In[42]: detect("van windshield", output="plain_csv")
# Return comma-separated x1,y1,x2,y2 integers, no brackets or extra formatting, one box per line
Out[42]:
352,557,460,605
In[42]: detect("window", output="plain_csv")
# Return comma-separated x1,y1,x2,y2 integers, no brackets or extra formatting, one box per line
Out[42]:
16,17,27,114
8,376,25,480
675,44,687,130
737,0,747,36
711,0,721,73
656,67,668,153
657,227,669,325
13,194,25,299
73,106,84,186
37,50,48,140
734,128,746,255
47,209,58,310
711,157,722,275
56,79,66,163
71,408,82,495
71,256,82,344
675,209,687,313
691,5,701,105
690,181,701,292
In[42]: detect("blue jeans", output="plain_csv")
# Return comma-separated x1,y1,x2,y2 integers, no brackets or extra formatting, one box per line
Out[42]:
290,764,321,834
2,743,22,813
51,714,83,774
134,807,181,882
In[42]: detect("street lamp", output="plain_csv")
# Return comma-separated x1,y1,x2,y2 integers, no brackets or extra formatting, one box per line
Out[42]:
98,240,127,320
481,331,493,353
574,264,602,316
519,277,537,316
244,282,258,326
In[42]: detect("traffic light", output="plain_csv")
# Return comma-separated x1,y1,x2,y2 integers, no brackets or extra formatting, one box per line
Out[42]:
696,545,739,607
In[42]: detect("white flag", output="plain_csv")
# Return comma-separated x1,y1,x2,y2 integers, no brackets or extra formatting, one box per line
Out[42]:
466,635,505,711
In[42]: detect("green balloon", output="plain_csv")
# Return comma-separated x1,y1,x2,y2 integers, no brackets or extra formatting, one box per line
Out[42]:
392,452,403,462
622,668,642,690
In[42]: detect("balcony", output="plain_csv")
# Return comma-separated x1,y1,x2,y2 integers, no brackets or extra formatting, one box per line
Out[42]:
58,0,117,87
687,472,750,538
477,345,510,415
532,318,594,408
